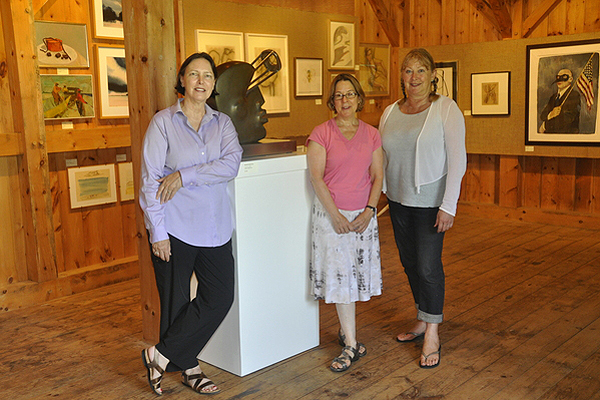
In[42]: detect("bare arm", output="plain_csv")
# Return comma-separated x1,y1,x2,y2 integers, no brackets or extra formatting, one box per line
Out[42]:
307,141,353,234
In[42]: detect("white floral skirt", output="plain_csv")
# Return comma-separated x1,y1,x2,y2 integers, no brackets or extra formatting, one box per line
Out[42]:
310,197,382,304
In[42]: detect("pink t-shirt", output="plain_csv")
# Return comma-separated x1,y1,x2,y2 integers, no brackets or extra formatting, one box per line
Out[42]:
307,119,381,210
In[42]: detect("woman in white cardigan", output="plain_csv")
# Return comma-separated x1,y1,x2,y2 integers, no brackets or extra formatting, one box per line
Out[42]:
379,48,466,369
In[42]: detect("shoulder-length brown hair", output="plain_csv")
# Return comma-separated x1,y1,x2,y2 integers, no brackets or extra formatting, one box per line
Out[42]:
326,73,366,112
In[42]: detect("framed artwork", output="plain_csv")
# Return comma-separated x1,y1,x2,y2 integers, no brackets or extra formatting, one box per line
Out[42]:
92,0,124,39
245,33,290,114
295,58,323,97
118,162,135,201
68,164,117,209
196,29,244,65
34,21,89,68
471,71,511,116
329,21,355,70
41,75,95,120
435,61,457,101
357,43,390,97
95,45,128,118
526,39,600,145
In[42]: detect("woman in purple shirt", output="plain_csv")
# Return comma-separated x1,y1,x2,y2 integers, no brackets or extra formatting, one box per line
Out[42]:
139,52,242,395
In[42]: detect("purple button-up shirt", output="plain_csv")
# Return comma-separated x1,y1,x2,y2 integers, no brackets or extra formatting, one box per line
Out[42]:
139,99,242,247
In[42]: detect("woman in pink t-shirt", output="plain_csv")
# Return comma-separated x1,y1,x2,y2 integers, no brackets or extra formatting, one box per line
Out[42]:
307,73,384,372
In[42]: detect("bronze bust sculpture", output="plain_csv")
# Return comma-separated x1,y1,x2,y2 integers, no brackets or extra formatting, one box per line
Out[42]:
208,50,281,145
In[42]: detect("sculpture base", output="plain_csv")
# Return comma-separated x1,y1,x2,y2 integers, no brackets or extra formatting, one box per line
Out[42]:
241,139,297,159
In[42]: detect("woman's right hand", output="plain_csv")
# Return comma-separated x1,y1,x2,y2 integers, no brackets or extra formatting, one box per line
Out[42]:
152,239,171,262
331,212,352,234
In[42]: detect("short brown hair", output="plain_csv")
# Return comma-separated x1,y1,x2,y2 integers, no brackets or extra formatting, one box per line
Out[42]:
327,73,366,112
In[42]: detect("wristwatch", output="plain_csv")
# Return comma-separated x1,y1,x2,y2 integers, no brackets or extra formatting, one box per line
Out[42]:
365,205,376,215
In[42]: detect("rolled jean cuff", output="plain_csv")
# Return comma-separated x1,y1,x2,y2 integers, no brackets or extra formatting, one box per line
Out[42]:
418,309,443,324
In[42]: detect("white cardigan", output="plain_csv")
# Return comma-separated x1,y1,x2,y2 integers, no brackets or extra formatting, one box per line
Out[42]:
379,95,467,216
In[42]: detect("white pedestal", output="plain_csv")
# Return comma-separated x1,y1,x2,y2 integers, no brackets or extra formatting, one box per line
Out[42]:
198,153,319,376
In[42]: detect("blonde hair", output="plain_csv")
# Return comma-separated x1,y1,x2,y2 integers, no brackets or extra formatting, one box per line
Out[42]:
400,48,439,102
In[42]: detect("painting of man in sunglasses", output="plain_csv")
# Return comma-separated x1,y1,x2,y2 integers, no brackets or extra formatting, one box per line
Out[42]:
539,68,581,133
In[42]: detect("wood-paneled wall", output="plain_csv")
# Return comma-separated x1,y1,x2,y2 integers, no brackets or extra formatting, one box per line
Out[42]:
0,0,138,313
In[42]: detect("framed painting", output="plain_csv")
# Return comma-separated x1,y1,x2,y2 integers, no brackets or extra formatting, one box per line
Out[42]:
68,164,117,209
329,21,355,70
245,33,290,114
295,58,323,97
41,74,95,120
358,43,390,97
435,61,457,101
526,38,600,145
95,45,128,118
196,29,244,65
118,162,135,201
471,71,511,116
34,21,89,68
92,0,124,39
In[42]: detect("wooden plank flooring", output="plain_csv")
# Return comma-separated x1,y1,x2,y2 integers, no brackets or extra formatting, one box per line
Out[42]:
2,211,600,399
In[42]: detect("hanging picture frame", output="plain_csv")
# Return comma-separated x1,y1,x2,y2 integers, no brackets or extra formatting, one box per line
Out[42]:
435,61,458,101
526,38,600,145
95,45,128,118
118,162,135,201
41,74,95,120
245,33,290,114
357,43,390,97
295,58,323,97
68,164,117,208
471,71,511,116
196,29,245,65
92,0,124,39
34,21,89,68
329,21,355,70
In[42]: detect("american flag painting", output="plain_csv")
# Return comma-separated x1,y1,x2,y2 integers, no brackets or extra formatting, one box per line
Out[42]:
577,54,596,111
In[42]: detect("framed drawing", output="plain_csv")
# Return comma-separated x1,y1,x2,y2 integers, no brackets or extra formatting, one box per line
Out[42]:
471,71,511,116
245,33,290,114
95,45,128,118
358,43,390,97
118,162,135,201
196,29,244,65
68,164,117,209
295,58,323,97
435,61,457,101
329,21,355,70
92,0,124,39
526,38,600,145
41,75,95,120
34,21,89,68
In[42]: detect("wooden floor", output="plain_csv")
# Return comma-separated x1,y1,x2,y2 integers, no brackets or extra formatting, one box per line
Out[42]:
2,211,600,400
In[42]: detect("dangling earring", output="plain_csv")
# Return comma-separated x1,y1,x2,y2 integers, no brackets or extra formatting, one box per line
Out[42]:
432,77,438,94
401,80,406,98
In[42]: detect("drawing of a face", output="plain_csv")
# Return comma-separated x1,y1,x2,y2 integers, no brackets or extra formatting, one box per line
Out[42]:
209,61,268,144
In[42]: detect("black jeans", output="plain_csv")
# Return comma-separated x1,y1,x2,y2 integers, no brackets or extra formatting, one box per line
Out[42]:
150,235,235,370
388,200,445,323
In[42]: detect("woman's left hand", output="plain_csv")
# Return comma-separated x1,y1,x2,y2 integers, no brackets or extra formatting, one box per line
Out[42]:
351,210,374,234
156,171,183,204
434,210,454,233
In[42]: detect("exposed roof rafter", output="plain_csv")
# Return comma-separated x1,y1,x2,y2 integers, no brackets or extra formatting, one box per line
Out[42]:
366,0,401,47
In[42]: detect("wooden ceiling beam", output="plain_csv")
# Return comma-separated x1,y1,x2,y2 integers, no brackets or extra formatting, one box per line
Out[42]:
366,0,401,47
487,0,512,38
521,0,562,38
465,0,510,38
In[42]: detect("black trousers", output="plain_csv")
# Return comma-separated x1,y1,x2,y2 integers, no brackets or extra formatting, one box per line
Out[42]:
150,234,235,371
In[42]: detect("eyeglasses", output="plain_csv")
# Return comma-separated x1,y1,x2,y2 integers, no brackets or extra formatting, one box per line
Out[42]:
556,74,571,82
333,91,358,101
